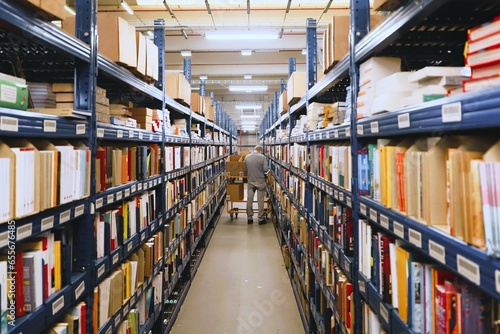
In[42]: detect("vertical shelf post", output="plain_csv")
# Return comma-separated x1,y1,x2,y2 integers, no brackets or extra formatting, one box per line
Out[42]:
306,18,317,90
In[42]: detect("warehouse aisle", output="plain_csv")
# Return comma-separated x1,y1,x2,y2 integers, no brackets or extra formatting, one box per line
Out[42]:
171,210,304,334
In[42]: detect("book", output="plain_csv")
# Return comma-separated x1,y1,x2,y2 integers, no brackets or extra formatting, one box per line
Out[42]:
468,16,500,42
471,61,500,79
22,251,43,312
463,74,500,92
466,47,500,68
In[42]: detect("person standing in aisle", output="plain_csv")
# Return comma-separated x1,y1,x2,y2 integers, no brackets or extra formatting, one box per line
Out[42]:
244,145,269,225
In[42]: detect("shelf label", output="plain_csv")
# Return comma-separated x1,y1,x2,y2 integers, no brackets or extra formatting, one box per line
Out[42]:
76,124,86,135
52,295,65,316
129,130,134,138
75,204,85,217
75,280,85,300
127,242,133,252
112,253,119,265
141,232,146,242
115,314,121,328
393,221,404,239
326,132,330,139
380,214,389,229
125,189,130,197
357,124,364,135
380,303,389,324
334,130,339,138
16,223,32,241
107,194,114,204
429,240,446,264
442,102,462,123
333,247,339,260
41,216,54,231
370,121,379,134
138,183,143,191
149,181,153,188
98,264,105,278
105,326,112,334
359,280,366,293
457,254,480,285
60,210,71,224
408,228,422,248
149,134,153,141
344,261,351,277
346,197,352,207
123,304,130,316
116,192,123,201
138,132,143,140
345,127,351,137
0,116,18,132
360,203,367,215
370,209,377,222
43,120,57,133
339,192,344,201
131,184,137,193
97,128,104,138
96,198,103,209
150,224,155,232
117,130,123,138
398,113,410,129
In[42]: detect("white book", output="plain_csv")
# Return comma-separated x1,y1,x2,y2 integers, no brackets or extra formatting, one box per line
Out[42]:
0,260,7,333
98,277,111,327
0,158,10,222
96,215,104,259
23,250,43,311
389,242,399,308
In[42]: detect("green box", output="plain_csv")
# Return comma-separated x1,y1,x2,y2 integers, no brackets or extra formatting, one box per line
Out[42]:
0,74,28,110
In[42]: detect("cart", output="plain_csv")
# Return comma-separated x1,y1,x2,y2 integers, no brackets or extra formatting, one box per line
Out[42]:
226,175,271,221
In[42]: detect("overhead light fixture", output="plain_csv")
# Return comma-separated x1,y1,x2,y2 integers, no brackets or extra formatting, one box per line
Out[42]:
205,0,212,14
241,50,252,56
64,5,76,15
241,121,257,126
181,50,192,57
236,105,261,110
121,0,134,15
301,49,307,55
229,85,267,92
244,74,252,79
240,115,261,119
199,75,208,80
205,30,278,40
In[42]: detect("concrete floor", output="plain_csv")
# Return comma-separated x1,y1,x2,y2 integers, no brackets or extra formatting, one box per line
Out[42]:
171,210,304,334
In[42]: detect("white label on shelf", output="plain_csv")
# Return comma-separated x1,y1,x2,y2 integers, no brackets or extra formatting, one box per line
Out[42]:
442,102,462,123
60,210,71,223
97,128,104,138
75,280,85,300
52,295,65,316
326,132,330,139
117,130,123,138
123,304,130,316
357,124,364,135
150,224,155,232
41,216,54,231
457,254,480,285
429,240,446,264
76,124,86,135
409,229,422,248
107,194,114,204
96,198,103,209
139,132,143,140
149,181,153,188
131,184,137,193
125,189,130,197
394,221,404,239
0,116,18,132
75,204,85,217
370,209,377,222
346,197,352,207
43,120,57,133
380,303,389,323
141,232,146,242
116,192,123,201
98,264,105,278
345,127,351,137
344,261,351,276
360,203,367,215
112,253,119,265
129,130,134,138
359,280,366,293
370,121,379,134
149,134,153,141
1,85,17,103
339,192,344,201
114,314,121,328
127,242,133,252
398,113,410,129
333,247,339,260
496,271,500,294
138,183,143,191
334,190,339,199
380,214,389,229
16,223,32,241
334,130,339,138
105,326,112,334
0,232,8,249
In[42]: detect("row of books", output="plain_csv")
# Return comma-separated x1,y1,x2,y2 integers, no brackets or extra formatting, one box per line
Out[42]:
95,230,163,331
0,139,90,223
46,302,87,334
362,303,387,334
359,219,499,333
94,190,157,259
359,137,500,256
310,143,352,191
164,146,190,173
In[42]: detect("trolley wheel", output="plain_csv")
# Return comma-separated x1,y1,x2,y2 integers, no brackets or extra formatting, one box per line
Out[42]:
230,213,234,221
235,213,238,218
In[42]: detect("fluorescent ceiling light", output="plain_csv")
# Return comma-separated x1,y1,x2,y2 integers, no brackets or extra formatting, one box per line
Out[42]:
205,30,278,40
241,50,252,56
244,74,252,79
241,120,257,124
199,75,208,80
136,0,160,4
181,50,192,57
236,105,261,110
121,1,134,15
229,85,267,92
64,5,76,15
240,115,261,119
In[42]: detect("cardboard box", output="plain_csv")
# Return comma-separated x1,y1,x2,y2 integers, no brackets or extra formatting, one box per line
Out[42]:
279,90,288,115
135,32,147,76
203,96,212,115
146,38,159,80
332,16,350,64
226,155,242,176
40,0,65,20
287,71,307,107
206,105,215,122
165,72,191,106
129,108,153,117
227,183,244,201
191,92,203,114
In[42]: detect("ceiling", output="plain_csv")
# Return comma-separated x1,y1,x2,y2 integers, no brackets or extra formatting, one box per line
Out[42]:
92,0,358,132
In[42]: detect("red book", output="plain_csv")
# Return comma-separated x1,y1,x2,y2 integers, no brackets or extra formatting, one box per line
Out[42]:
462,74,500,92
14,250,25,317
380,235,394,303
96,147,107,192
345,282,353,330
471,61,500,79
468,15,500,42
